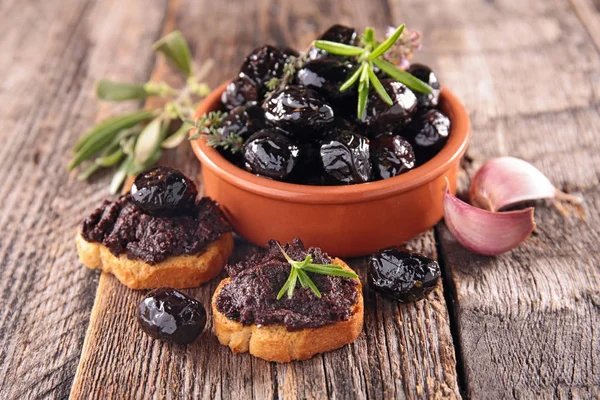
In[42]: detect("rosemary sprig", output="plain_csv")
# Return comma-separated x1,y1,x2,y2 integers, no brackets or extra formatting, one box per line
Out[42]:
313,24,433,120
275,243,358,300
187,110,244,153
69,30,212,194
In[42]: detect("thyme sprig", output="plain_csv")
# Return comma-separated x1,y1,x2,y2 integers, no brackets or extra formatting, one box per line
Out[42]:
276,243,358,300
68,31,212,194
264,54,308,100
313,24,433,120
187,111,244,153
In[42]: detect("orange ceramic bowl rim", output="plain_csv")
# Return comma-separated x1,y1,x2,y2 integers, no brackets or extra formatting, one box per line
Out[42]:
191,81,470,205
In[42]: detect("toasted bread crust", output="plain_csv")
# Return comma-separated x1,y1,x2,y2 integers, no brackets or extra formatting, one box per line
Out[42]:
212,258,364,362
76,232,233,289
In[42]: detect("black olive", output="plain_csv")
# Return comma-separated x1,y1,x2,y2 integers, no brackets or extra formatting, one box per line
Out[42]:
280,46,300,61
138,288,207,344
131,166,197,215
320,131,372,184
371,135,415,180
263,86,335,136
307,24,359,60
296,59,356,106
405,109,451,165
368,248,441,303
364,79,417,130
243,129,299,181
239,45,286,87
221,76,259,111
218,103,266,141
407,63,441,109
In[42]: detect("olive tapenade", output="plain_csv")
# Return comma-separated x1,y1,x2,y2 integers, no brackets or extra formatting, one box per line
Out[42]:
81,167,231,265
215,238,358,331
81,195,231,264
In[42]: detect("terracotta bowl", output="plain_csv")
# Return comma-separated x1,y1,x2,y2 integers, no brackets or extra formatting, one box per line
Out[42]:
191,81,470,257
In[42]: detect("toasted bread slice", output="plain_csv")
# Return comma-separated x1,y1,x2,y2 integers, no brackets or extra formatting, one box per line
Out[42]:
212,258,363,362
76,232,233,289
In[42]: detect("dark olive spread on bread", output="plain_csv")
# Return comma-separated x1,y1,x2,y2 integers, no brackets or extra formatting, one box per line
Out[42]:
81,195,231,264
215,238,358,331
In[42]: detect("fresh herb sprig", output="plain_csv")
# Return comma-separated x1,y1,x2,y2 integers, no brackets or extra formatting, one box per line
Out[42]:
313,24,433,120
276,243,358,300
69,31,212,194
265,54,307,100
188,111,243,153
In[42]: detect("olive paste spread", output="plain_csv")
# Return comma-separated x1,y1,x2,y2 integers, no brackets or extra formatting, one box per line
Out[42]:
81,195,231,264
215,238,358,331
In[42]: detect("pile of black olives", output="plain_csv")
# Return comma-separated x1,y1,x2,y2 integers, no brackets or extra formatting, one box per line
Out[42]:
138,288,207,344
217,24,451,185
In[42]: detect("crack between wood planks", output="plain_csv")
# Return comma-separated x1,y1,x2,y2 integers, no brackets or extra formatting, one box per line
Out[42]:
434,227,469,399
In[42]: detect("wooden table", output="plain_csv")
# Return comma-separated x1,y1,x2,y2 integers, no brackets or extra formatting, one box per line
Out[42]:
1,0,599,398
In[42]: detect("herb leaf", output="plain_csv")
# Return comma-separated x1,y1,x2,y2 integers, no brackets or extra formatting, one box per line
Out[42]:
152,30,193,77
373,58,433,94
110,156,132,194
95,148,124,167
368,24,405,60
72,110,154,154
367,67,393,105
134,118,165,164
96,80,150,102
340,66,362,91
357,64,370,119
161,122,193,149
313,40,364,56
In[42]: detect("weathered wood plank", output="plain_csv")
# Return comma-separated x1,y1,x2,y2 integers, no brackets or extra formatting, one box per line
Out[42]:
70,0,460,398
0,1,168,399
388,0,600,397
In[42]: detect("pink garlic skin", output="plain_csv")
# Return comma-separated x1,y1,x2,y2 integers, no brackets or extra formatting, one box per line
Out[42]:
443,188,536,256
470,157,556,212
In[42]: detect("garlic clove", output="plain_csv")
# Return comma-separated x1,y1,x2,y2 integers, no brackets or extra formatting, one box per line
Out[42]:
469,157,581,212
444,187,536,256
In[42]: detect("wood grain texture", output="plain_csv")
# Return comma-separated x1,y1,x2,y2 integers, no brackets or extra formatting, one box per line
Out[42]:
0,0,167,398
69,0,460,399
388,0,600,397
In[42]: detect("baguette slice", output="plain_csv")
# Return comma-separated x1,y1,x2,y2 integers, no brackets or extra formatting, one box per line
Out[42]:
76,231,233,289
212,258,363,362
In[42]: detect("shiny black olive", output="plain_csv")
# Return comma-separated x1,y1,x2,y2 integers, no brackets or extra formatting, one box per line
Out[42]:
371,135,415,180
218,103,266,141
320,131,372,184
307,24,359,60
220,76,259,111
296,59,356,105
131,166,197,215
263,86,335,136
364,79,417,130
138,288,207,344
405,109,451,165
243,129,299,181
239,45,286,87
407,63,440,109
368,248,441,303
